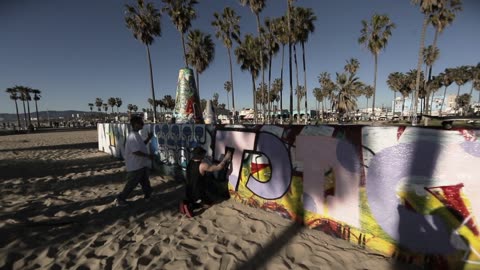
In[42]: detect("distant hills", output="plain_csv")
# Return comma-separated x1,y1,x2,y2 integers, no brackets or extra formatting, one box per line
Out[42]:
0,110,94,122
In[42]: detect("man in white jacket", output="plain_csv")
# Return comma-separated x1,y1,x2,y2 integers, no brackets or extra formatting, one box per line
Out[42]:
116,115,154,206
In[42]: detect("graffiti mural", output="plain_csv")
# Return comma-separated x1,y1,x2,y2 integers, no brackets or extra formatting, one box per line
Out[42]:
98,124,480,269
173,68,203,123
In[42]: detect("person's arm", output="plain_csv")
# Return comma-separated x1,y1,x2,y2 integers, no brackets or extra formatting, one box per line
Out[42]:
144,132,153,144
200,152,232,173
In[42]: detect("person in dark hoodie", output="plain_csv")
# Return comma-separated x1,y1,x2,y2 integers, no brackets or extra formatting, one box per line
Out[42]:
180,146,232,217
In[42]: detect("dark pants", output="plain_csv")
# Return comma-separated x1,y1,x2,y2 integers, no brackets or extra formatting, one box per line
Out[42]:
118,167,152,200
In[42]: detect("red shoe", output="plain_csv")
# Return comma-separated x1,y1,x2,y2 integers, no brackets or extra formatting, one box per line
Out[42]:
183,204,193,218
179,201,185,214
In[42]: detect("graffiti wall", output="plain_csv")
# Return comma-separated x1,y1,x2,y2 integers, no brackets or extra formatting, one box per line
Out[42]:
98,123,480,269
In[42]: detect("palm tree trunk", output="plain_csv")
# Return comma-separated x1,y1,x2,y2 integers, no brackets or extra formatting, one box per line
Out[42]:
402,98,406,119
146,45,157,123
372,53,378,118
35,100,40,127
14,100,21,128
181,33,188,68
252,74,257,123
293,44,300,123
196,69,200,98
413,15,429,124
26,100,32,126
21,99,27,128
456,85,461,97
322,99,325,120
301,41,308,124
268,53,273,123
255,14,265,123
421,65,430,115
393,91,396,115
469,83,474,99
228,47,235,121
280,45,285,114
226,91,230,113
366,98,369,112
430,91,435,115
440,85,448,115
287,1,293,123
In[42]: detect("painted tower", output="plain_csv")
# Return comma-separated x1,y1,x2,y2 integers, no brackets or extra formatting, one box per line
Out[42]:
173,68,203,123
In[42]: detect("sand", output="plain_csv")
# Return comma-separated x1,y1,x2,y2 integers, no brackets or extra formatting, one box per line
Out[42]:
0,129,414,270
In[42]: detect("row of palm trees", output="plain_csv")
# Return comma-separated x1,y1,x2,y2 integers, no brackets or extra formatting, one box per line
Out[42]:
89,97,123,114
4,86,42,128
386,63,480,117
124,0,469,124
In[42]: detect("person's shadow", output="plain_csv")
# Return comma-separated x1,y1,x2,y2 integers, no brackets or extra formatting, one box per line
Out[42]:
395,205,470,269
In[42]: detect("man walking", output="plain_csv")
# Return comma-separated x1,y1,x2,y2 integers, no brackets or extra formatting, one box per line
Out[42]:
116,115,154,206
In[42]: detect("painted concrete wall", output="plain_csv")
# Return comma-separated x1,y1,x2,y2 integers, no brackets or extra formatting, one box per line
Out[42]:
98,123,480,269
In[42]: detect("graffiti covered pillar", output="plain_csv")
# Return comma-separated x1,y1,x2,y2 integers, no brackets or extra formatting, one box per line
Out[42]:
173,68,203,124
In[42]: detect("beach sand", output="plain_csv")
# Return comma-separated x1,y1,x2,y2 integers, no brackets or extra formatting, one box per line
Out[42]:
0,129,415,270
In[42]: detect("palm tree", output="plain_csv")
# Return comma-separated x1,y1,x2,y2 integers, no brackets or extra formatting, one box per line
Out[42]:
428,75,443,114
411,0,459,122
358,13,395,118
162,0,198,67
290,7,302,121
88,103,94,113
16,86,29,127
271,16,289,115
363,85,374,111
312,87,323,120
163,95,175,111
387,72,403,116
95,98,103,112
396,72,412,118
423,45,440,113
235,34,263,123
318,72,335,113
293,7,316,122
132,105,139,112
5,87,21,128
224,81,232,112
474,78,480,103
103,103,109,113
262,18,280,121
468,64,479,100
31,89,41,127
295,85,306,119
406,69,425,117
115,97,123,114
333,72,363,119
212,7,241,117
127,103,134,113
452,66,470,98
287,0,295,122
271,78,283,117
186,29,215,96
125,0,161,123
107,97,117,114
428,0,462,78
240,0,266,122
439,69,454,115
345,58,360,75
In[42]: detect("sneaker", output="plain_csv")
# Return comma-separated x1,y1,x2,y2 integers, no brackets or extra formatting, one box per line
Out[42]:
115,198,129,206
183,204,193,218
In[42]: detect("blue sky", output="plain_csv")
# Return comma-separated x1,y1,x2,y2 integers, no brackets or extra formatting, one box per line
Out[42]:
1,0,479,114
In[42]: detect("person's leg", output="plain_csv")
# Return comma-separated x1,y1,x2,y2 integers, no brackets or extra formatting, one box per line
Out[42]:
139,167,152,199
118,169,142,201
